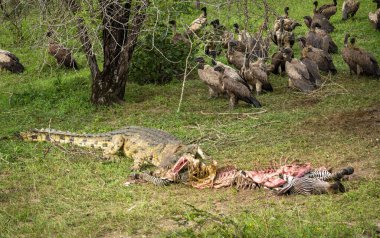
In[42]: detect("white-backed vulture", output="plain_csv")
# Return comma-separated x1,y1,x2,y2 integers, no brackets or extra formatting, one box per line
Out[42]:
273,7,301,32
299,37,337,75
47,31,79,69
233,23,271,59
271,19,296,49
210,19,226,33
342,0,360,20
0,49,24,73
231,23,251,52
284,50,319,93
369,0,380,30
186,7,207,36
226,40,247,70
310,2,335,33
270,47,293,75
306,22,338,54
342,34,380,77
211,57,249,89
241,58,273,95
195,57,225,98
214,65,261,108
313,0,338,20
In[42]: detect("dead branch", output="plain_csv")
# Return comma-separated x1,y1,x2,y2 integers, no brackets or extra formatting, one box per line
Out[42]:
199,110,267,116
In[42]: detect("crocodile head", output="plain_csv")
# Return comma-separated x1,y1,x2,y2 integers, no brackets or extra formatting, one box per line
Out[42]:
157,144,217,185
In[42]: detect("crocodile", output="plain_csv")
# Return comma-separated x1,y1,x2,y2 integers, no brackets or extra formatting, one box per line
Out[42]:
18,126,209,182
19,127,355,195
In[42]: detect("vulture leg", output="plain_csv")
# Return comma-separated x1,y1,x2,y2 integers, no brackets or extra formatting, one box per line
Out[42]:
356,64,362,77
256,81,263,95
229,94,238,109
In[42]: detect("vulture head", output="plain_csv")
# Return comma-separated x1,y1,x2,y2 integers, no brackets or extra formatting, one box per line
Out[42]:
228,40,239,48
210,19,220,28
298,36,307,49
195,57,205,69
169,20,176,26
201,7,207,16
233,23,240,33
303,16,313,29
344,33,350,47
281,47,293,62
350,37,356,46
284,7,290,17
214,65,225,73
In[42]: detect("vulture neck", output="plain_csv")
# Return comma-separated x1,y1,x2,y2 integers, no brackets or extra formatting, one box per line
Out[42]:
344,34,349,47
201,8,207,17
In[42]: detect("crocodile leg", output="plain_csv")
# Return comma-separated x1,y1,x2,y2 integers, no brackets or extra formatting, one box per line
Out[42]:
102,135,124,161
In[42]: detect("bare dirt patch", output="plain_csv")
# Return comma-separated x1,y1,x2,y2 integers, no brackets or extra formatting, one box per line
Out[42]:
291,97,322,108
323,104,380,139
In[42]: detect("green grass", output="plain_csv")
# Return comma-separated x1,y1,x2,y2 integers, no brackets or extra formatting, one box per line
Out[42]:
1,0,380,237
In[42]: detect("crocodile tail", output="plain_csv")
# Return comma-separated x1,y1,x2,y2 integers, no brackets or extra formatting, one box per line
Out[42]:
18,129,49,142
18,128,110,149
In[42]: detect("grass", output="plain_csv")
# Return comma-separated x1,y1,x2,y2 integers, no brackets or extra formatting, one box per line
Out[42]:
1,0,380,237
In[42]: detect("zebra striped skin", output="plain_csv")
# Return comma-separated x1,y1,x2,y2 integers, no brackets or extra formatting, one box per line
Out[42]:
305,170,333,181
305,167,354,181
278,176,345,195
140,173,172,186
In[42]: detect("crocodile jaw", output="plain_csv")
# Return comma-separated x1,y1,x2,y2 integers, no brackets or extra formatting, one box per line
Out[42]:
163,154,191,181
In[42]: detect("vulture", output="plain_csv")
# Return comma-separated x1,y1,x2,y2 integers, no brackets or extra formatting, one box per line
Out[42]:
226,40,247,70
211,56,248,89
241,58,273,95
233,23,252,43
309,2,335,33
221,29,235,49
299,37,337,75
195,57,225,98
284,50,319,92
186,7,207,36
342,0,360,20
0,49,24,73
306,22,338,54
311,13,334,33
232,23,251,52
234,23,271,59
369,0,380,30
214,65,262,108
270,47,293,75
169,20,189,45
273,7,301,32
210,19,226,33
205,19,226,55
251,35,271,60
271,19,296,49
313,0,338,20
47,31,79,69
342,34,380,77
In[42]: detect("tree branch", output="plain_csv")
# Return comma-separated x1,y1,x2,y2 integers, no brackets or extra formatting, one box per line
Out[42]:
119,0,149,73
64,0,100,79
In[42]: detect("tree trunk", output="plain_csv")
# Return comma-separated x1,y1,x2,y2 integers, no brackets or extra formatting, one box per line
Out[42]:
66,0,148,105
91,70,127,104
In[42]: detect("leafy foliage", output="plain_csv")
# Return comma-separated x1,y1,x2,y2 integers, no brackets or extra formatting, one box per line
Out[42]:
128,22,192,84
